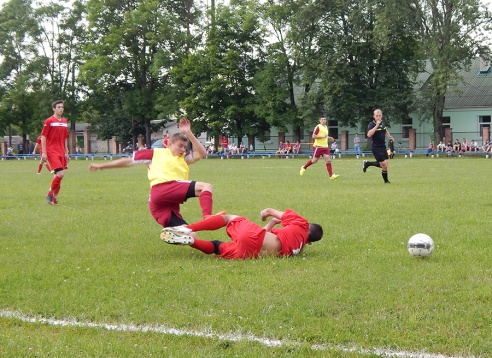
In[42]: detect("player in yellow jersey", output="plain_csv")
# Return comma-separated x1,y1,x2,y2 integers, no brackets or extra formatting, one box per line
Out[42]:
299,116,339,179
89,118,218,228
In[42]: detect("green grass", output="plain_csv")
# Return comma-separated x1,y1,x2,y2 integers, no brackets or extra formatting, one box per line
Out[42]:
1,156,491,357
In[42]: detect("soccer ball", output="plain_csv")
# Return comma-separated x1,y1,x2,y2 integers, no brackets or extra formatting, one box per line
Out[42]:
407,233,434,257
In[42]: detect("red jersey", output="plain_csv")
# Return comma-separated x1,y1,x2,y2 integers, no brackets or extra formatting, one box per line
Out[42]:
41,116,69,157
221,138,228,149
270,209,310,256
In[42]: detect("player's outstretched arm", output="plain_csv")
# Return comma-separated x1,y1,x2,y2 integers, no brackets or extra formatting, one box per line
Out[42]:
179,118,207,160
89,157,133,171
260,208,285,221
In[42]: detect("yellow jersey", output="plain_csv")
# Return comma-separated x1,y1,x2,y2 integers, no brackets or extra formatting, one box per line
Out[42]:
313,124,329,148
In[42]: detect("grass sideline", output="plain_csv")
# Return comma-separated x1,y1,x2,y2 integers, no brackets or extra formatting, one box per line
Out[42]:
1,157,491,357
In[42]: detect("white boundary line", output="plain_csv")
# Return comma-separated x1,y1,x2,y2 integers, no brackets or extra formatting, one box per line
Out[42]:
0,310,469,358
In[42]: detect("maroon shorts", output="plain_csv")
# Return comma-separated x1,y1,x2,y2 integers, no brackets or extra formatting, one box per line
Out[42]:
312,147,329,158
148,180,194,227
218,217,266,259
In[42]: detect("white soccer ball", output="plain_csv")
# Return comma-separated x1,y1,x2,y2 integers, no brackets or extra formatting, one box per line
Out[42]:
408,233,434,257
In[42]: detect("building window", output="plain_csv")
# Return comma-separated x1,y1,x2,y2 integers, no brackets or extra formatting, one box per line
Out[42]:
441,116,451,141
264,130,271,141
328,119,338,140
479,115,491,138
401,117,412,139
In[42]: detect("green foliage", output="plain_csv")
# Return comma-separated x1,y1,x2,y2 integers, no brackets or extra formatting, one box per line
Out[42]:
171,1,267,140
1,158,492,356
316,0,420,128
82,0,201,144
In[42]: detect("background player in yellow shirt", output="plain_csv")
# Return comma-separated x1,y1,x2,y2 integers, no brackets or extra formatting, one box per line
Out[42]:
89,118,217,229
300,116,339,179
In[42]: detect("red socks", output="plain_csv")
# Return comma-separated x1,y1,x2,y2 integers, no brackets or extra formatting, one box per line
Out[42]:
49,176,62,196
190,239,216,254
199,190,213,218
326,162,333,177
303,159,313,169
187,214,226,232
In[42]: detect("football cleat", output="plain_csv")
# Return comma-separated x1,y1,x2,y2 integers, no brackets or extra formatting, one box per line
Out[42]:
300,167,306,176
330,174,339,180
162,226,192,235
160,230,194,245
362,160,368,173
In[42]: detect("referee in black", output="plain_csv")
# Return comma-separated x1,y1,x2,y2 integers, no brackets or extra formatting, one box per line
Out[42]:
362,109,394,184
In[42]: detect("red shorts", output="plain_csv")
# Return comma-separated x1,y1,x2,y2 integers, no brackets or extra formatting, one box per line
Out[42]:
148,180,192,227
48,155,68,171
312,147,329,158
218,217,266,259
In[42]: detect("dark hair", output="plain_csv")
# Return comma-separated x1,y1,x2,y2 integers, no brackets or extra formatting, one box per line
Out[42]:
52,100,64,110
308,223,323,243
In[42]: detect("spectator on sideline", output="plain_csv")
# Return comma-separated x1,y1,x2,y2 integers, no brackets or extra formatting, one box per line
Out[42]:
362,109,393,184
41,100,70,205
481,139,490,152
276,142,285,158
446,141,454,156
330,140,338,159
470,140,478,152
161,207,323,260
89,118,217,229
436,141,446,153
354,133,361,156
292,141,301,155
300,116,339,180
284,141,293,156
452,139,461,153
426,141,434,157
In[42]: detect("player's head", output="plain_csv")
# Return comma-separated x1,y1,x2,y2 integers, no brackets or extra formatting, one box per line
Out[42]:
168,132,188,156
52,100,64,110
319,116,327,124
307,223,323,243
373,109,382,119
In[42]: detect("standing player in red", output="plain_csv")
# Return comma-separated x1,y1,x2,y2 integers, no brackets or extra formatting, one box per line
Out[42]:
33,135,53,174
41,100,70,205
89,118,218,229
299,116,339,179
162,131,170,148
160,208,323,259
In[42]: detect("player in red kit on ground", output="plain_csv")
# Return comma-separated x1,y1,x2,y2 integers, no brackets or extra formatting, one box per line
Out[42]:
161,208,323,259
41,100,69,205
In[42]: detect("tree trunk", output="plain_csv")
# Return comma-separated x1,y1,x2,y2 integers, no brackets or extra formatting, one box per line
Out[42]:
433,92,445,144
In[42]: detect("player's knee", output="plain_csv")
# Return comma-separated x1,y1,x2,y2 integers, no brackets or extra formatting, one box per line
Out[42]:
196,182,213,194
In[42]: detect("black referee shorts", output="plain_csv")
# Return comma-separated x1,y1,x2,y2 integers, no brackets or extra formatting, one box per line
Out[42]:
372,146,389,162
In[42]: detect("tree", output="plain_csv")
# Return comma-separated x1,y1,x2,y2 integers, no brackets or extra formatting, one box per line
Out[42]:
0,0,45,146
314,0,420,132
172,0,269,143
82,0,200,146
412,0,492,142
33,0,87,133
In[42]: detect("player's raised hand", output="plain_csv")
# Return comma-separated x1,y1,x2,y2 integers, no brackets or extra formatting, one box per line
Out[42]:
178,118,191,133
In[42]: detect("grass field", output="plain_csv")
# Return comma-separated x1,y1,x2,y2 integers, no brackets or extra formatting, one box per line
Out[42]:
1,156,491,357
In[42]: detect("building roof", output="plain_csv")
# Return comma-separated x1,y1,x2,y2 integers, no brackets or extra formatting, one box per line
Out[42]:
418,57,492,109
